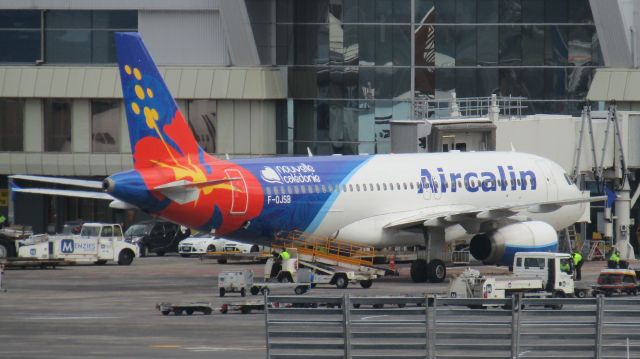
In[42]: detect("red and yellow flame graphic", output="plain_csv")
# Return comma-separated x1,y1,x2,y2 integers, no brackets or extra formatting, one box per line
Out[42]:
121,64,263,232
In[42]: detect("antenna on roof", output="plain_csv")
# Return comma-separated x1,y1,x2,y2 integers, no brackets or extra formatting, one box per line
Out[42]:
307,147,313,157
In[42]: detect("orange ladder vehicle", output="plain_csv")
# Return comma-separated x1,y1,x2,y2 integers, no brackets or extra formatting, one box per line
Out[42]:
272,230,392,278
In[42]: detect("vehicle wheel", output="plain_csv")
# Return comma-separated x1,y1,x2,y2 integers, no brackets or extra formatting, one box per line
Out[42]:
241,307,251,314
334,274,348,289
633,288,638,296
398,303,406,308
240,288,246,297
427,259,446,283
261,287,270,296
294,286,307,295
186,309,194,315
373,303,384,309
410,259,428,283
575,289,587,298
353,303,361,309
156,251,165,257
203,308,212,315
180,254,190,258
552,292,564,310
360,280,373,289
250,286,260,295
219,288,226,297
220,305,228,314
278,272,293,283
174,310,183,316
250,245,260,253
117,249,134,265
161,310,170,316
207,245,216,253
218,259,227,264
94,260,107,265
0,237,16,258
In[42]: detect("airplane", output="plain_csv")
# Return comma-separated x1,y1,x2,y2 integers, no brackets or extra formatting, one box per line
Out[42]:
10,32,603,283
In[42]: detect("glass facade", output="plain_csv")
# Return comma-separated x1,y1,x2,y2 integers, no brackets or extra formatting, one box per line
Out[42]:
186,100,218,154
255,0,603,155
43,99,72,152
0,10,137,64
0,99,24,151
91,100,121,153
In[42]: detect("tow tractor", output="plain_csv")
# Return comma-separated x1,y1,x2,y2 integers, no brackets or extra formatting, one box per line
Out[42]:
17,223,138,265
263,248,377,289
449,252,586,305
591,268,640,297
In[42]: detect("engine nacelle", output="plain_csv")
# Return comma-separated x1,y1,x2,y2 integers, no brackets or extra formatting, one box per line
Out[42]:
469,221,558,266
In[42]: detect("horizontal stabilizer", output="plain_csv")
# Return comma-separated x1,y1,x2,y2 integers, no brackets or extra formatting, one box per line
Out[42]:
10,175,103,189
13,188,113,201
151,177,240,191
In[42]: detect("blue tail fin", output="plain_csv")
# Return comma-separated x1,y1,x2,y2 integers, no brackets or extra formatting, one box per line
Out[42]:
114,32,205,169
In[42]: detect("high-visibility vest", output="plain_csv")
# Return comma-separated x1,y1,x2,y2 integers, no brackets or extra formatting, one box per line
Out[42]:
280,251,290,260
572,252,582,266
610,252,620,263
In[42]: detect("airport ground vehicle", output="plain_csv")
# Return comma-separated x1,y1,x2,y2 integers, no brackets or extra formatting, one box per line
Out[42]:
218,270,253,297
178,233,261,260
264,248,377,289
591,269,640,297
156,302,213,316
449,252,579,302
17,223,138,265
124,220,188,257
0,225,33,258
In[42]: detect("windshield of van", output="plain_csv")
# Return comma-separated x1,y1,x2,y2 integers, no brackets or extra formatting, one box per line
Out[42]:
125,224,151,237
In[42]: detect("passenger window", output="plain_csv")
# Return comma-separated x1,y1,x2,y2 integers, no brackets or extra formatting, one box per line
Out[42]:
363,184,367,192
328,184,334,192
280,186,286,194
376,183,381,191
293,186,300,194
349,184,353,192
343,184,347,192
396,183,400,190
266,187,272,195
321,184,327,193
516,258,522,267
457,180,462,188
369,184,374,191
383,183,387,191
409,182,414,190
101,226,113,237
356,184,361,192
300,185,307,194
287,186,293,194
517,179,521,187
274,187,280,195
114,226,123,237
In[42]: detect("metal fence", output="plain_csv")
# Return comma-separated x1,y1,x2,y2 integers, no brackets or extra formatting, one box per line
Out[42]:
264,295,640,359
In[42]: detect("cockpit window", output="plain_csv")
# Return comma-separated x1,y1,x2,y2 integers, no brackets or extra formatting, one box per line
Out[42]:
563,174,573,185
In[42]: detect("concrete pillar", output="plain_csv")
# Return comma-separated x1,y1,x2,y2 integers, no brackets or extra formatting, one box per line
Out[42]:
616,177,635,259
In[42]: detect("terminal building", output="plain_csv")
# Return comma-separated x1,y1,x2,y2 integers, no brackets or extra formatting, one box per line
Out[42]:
0,0,638,232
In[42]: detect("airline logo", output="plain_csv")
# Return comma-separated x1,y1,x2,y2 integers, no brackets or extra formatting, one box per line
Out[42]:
260,163,321,184
418,165,537,193
61,239,74,253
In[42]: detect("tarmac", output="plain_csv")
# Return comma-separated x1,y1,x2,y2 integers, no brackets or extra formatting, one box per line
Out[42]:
0,255,618,359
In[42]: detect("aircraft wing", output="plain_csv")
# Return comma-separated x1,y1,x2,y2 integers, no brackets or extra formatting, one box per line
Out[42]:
12,188,114,201
383,195,606,230
10,175,103,189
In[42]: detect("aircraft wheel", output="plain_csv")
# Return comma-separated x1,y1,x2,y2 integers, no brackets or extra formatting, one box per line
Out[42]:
427,259,446,283
410,259,428,283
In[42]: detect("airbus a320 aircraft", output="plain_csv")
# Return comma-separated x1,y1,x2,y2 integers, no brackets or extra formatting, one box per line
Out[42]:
11,33,602,283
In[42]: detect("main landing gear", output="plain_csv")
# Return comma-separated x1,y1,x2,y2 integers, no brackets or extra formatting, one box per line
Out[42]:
410,258,446,283
410,227,447,283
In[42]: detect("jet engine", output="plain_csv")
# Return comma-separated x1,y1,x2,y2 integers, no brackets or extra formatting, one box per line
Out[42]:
469,221,558,265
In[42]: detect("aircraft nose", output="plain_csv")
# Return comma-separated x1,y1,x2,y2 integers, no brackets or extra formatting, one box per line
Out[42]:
102,178,115,193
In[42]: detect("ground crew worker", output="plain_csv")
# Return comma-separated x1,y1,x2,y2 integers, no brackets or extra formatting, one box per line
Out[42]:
279,249,290,261
0,214,6,229
572,251,583,281
559,260,571,274
608,250,621,269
